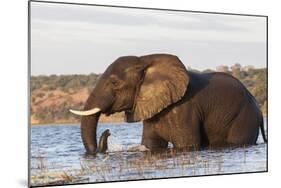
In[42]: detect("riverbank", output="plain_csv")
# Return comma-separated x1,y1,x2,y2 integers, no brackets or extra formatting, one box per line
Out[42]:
31,113,125,126
31,115,267,126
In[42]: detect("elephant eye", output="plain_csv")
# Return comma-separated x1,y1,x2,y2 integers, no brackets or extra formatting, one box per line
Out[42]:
111,80,118,86
110,75,123,89
110,78,120,87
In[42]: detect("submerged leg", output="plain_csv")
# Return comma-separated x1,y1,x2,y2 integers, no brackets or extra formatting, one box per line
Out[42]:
226,104,260,145
141,121,168,151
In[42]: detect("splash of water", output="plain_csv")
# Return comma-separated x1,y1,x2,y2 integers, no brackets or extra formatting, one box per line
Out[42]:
107,135,124,152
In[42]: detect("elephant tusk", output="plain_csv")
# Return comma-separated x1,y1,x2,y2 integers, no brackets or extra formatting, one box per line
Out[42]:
69,108,101,116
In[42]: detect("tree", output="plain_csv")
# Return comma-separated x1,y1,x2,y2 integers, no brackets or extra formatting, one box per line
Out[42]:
231,63,242,72
231,63,242,78
242,65,255,72
216,65,229,72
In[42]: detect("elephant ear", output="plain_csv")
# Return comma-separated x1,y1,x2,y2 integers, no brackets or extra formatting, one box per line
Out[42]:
125,54,189,122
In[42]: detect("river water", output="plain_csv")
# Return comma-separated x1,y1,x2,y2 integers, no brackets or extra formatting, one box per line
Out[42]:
30,120,267,186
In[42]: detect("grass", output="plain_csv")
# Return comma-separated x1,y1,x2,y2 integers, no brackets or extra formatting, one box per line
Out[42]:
31,150,216,186
31,152,90,186
30,146,266,187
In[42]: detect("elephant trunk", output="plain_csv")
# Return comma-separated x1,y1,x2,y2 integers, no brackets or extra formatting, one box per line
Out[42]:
80,113,101,154
71,76,115,154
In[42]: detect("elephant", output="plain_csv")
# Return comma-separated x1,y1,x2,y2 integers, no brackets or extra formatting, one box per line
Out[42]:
70,54,267,154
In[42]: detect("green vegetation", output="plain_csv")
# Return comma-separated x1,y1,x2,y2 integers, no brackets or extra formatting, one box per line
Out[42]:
31,65,267,125
31,73,100,92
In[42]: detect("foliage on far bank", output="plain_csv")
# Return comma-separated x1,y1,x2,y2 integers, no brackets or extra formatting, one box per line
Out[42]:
31,64,267,124
31,73,100,93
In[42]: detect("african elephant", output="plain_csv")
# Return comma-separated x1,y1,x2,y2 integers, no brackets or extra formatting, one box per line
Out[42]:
70,54,267,154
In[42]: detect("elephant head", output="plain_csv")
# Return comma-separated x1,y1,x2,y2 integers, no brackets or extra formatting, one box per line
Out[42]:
70,54,189,154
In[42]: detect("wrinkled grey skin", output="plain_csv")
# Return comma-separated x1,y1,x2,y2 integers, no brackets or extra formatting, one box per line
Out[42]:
73,54,267,154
